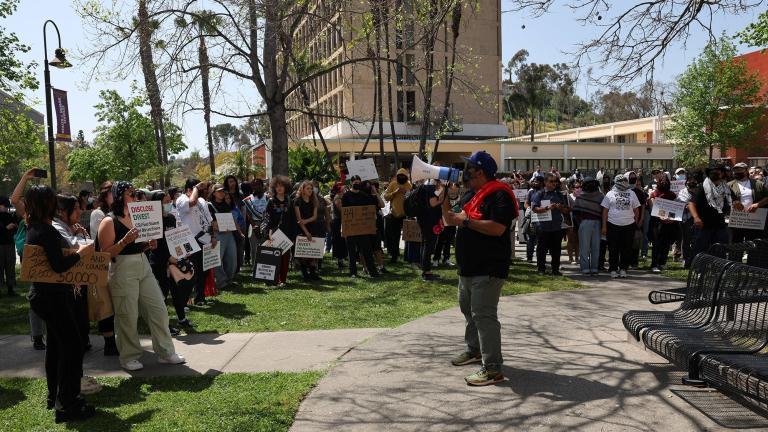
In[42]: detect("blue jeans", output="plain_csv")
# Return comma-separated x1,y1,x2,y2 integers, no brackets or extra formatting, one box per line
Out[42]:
578,220,601,273
215,232,238,288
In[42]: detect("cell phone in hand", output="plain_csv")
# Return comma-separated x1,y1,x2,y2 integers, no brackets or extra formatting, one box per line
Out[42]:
32,169,48,178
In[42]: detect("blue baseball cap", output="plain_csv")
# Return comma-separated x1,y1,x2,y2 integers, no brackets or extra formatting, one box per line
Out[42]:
462,151,497,177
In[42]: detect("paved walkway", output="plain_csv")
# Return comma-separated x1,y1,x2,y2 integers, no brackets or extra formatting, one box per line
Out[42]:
0,328,384,377
290,269,768,431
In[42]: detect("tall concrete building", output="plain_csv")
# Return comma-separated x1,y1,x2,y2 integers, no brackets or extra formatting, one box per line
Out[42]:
285,0,506,172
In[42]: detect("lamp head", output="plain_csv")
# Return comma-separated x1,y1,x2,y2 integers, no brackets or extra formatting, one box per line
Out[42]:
49,48,72,69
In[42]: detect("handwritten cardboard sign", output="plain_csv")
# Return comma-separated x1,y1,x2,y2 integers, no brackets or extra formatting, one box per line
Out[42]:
650,198,685,222
294,236,325,259
401,219,422,242
729,208,768,230
20,245,110,288
127,201,163,242
202,242,222,271
341,205,377,237
165,225,201,259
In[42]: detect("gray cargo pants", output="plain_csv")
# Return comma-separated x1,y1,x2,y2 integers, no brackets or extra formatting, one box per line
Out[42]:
458,275,504,371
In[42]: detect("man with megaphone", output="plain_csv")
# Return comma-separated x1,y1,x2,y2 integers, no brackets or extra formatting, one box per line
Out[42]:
440,151,518,386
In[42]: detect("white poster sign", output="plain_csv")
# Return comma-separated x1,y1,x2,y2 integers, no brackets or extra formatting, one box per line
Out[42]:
165,225,201,259
127,201,163,242
346,158,379,181
215,212,237,232
262,228,293,254
255,263,277,281
294,236,325,259
531,199,552,222
650,198,686,222
729,208,768,230
202,242,222,271
670,180,686,193
513,189,528,203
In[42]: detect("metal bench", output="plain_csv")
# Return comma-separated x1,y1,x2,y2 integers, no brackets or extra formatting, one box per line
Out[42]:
699,352,768,403
642,263,768,385
622,254,732,341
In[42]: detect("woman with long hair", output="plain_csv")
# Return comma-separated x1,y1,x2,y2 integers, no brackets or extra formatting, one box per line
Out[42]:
98,182,184,371
294,180,320,280
25,185,97,422
224,175,246,271
90,181,112,238
208,184,238,289
263,176,295,286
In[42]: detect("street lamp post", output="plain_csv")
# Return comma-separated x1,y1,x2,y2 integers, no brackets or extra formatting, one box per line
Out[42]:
43,20,72,192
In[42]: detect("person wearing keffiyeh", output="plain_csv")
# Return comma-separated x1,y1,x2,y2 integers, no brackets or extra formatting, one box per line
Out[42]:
688,164,731,261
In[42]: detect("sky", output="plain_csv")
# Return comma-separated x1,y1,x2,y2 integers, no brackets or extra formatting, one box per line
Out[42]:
4,0,763,157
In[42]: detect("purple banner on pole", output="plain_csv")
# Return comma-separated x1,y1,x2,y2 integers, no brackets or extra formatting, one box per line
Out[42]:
52,88,71,142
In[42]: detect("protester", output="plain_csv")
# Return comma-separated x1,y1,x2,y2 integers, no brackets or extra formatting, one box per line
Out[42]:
383,168,412,263
433,182,459,266
89,182,113,239
729,162,768,243
98,182,185,371
176,179,215,305
330,182,348,269
676,175,698,268
442,151,517,386
531,173,569,276
418,179,445,281
601,174,641,278
648,176,679,272
223,175,246,271
523,176,543,262
564,179,579,264
294,180,321,280
341,175,379,278
263,175,295,286
627,171,648,268
688,164,731,260
0,195,19,297
243,179,269,265
208,184,238,289
572,177,604,275
25,184,97,422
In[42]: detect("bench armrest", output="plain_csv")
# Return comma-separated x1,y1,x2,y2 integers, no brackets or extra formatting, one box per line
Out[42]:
648,287,687,304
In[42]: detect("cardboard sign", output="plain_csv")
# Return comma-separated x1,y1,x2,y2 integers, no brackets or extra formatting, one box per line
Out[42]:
341,205,377,237
215,212,237,232
670,180,686,193
513,189,528,203
262,228,293,254
202,242,222,271
165,225,201,259
253,246,282,284
401,219,422,242
20,245,110,288
650,198,685,222
294,236,325,259
346,158,379,181
729,208,768,230
531,200,552,222
127,201,163,242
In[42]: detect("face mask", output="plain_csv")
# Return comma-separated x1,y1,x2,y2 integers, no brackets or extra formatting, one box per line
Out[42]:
351,183,360,191
676,174,686,181
163,203,173,214
396,176,407,185
734,172,746,180
88,197,95,204
313,187,319,194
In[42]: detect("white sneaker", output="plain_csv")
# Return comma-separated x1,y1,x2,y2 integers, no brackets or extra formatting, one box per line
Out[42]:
158,353,186,365
611,271,618,279
80,376,102,395
620,270,628,278
184,307,190,313
121,360,144,371
432,260,440,268
651,267,661,273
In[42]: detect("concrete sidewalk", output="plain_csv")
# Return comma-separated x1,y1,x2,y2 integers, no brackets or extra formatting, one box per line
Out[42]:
290,270,768,431
0,328,384,377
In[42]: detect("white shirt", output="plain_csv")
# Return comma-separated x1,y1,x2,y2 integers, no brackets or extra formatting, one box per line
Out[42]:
737,179,753,207
601,190,641,226
90,208,105,240
176,194,213,244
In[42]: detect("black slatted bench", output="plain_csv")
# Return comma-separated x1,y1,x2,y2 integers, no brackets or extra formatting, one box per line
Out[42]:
699,352,768,403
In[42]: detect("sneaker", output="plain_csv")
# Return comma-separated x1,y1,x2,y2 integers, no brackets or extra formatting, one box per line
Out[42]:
442,260,455,267
451,351,482,366
169,326,181,336
619,270,628,278
158,353,186,365
552,271,563,276
432,260,440,268
465,367,505,386
32,336,46,351
121,360,144,371
651,267,661,273
54,403,96,424
610,271,618,279
178,319,194,329
80,376,102,395
184,307,190,313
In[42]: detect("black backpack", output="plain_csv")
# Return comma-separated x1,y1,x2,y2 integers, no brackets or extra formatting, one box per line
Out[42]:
404,185,427,218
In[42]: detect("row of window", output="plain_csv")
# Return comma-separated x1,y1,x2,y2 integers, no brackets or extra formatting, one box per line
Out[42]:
504,159,675,173
288,91,345,138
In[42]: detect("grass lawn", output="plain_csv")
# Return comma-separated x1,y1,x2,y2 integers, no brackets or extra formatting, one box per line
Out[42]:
0,372,321,432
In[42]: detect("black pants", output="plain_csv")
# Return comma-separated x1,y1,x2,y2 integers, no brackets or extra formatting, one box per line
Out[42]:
385,216,404,260
72,288,90,349
598,239,607,270
607,222,636,271
0,244,15,293
152,263,188,321
190,248,206,303
433,226,456,262
536,229,563,272
420,228,437,274
30,291,83,411
347,235,377,276
651,222,680,268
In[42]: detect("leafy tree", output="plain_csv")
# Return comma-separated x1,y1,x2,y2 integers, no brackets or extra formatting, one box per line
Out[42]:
668,37,765,168
212,123,239,153
737,10,768,48
288,144,338,185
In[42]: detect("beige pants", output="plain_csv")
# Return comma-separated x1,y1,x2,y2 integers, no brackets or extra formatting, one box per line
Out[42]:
109,253,175,364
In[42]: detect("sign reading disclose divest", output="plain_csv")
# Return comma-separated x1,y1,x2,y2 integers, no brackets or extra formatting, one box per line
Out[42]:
341,205,377,237
127,201,163,242
20,245,110,288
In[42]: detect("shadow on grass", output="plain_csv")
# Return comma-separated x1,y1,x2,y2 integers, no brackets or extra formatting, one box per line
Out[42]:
0,385,26,409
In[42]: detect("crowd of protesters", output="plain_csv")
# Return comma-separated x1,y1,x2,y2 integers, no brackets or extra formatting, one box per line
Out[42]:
1,158,767,420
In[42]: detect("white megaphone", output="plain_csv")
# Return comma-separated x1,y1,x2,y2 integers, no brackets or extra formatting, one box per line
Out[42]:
410,155,462,183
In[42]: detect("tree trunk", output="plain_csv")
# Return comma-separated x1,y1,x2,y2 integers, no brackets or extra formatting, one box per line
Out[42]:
433,0,461,156
268,103,289,176
260,0,289,176
137,0,167,175
373,0,385,165
382,1,398,176
199,34,216,175
417,0,439,157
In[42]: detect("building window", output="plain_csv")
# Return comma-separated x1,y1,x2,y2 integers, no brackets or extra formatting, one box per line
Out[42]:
396,60,403,86
406,90,416,122
397,91,404,122
405,54,415,85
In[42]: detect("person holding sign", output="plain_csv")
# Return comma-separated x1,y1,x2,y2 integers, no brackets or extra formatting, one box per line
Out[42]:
648,177,680,273
688,164,731,262
383,168,412,263
263,176,295,286
601,174,641,279
341,176,379,278
24,185,97,423
572,177,604,276
294,181,321,281
208,184,238,289
728,162,768,244
98,182,185,372
531,173,569,276
176,179,216,305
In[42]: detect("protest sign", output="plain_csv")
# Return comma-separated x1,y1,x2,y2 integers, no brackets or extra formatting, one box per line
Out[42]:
20,245,110,288
513,189,528,203
253,246,282,284
531,200,552,222
294,236,325,259
165,225,201,259
401,219,422,242
202,242,222,271
670,180,686,193
262,228,293,254
346,158,379,181
215,212,237,232
729,208,768,230
650,198,685,222
127,201,163,242
341,205,377,237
